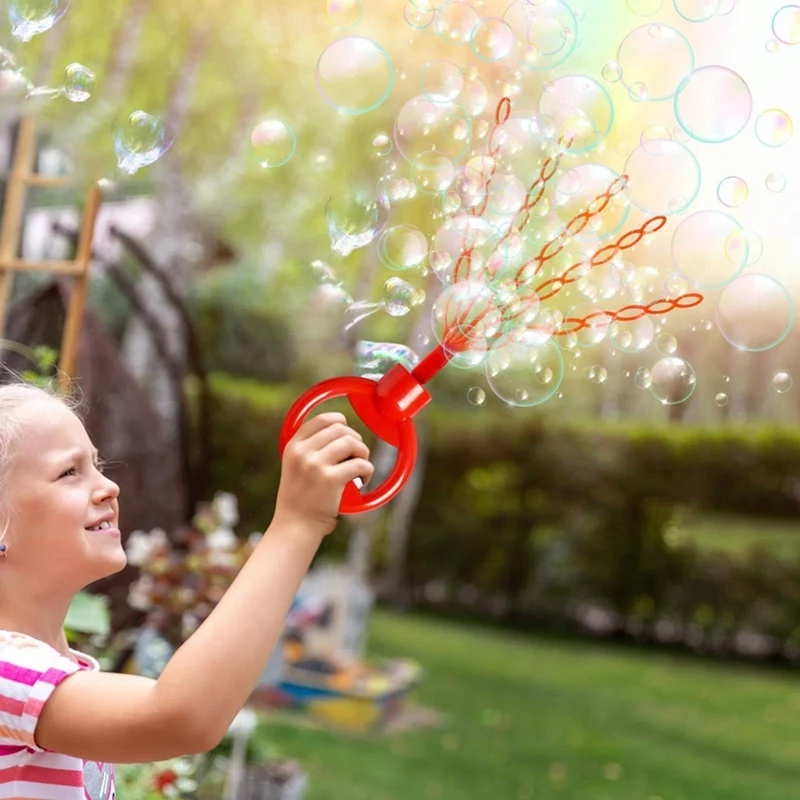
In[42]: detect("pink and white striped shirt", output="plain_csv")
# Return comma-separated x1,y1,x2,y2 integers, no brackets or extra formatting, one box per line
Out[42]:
0,631,115,800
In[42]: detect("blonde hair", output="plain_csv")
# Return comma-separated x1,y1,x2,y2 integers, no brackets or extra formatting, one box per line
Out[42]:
0,380,82,546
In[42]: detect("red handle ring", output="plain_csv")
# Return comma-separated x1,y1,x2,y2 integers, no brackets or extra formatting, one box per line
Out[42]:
279,374,419,515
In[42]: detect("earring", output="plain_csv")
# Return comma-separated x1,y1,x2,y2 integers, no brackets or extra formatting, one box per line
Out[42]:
0,544,7,557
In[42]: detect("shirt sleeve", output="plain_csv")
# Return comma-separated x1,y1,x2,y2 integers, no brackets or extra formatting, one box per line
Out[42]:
0,633,82,751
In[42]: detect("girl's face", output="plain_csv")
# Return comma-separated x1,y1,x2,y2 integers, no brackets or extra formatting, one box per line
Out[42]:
7,398,126,592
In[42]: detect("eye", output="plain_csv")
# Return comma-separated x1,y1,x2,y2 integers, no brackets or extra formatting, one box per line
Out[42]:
59,466,77,479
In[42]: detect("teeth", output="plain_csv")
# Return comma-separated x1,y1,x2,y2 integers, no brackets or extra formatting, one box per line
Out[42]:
89,521,112,531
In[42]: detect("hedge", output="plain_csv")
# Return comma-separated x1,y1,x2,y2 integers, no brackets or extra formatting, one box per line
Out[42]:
200,374,800,664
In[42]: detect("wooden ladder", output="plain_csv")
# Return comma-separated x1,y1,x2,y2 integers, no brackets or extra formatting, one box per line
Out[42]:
0,115,102,390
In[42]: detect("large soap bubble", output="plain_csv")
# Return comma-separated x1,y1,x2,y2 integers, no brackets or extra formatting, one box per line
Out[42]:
315,37,394,115
485,337,564,407
502,0,578,71
674,66,752,143
616,24,694,102
9,0,70,42
113,111,173,175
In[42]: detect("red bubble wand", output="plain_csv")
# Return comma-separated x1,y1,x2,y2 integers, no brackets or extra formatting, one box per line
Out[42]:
280,98,704,514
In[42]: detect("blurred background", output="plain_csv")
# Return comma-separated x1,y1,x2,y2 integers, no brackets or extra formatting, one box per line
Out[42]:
1,0,799,798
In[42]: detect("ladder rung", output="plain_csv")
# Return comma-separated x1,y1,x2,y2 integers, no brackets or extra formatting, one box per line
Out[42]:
0,259,86,276
14,173,70,188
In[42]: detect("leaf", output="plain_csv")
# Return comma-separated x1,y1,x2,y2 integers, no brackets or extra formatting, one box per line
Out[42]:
65,591,111,636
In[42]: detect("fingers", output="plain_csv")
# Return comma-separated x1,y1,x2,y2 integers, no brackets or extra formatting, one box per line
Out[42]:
318,434,370,466
291,412,349,443
332,457,375,487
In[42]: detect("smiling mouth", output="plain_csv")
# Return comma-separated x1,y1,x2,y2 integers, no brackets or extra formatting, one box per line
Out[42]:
86,521,118,533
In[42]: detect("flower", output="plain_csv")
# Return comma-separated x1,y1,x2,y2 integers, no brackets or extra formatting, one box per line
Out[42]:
125,528,169,567
212,492,239,528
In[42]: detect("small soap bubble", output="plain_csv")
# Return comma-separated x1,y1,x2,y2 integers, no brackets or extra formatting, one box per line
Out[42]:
626,0,663,14
325,0,363,30
112,111,173,175
673,0,720,22
766,39,780,53
602,61,623,83
382,277,424,316
63,63,94,102
650,356,696,405
372,132,393,156
629,82,649,101
715,392,729,406
772,5,800,45
588,365,608,383
316,37,394,115
249,120,296,168
470,17,515,61
404,2,435,29
467,386,486,405
717,176,748,208
435,1,480,45
9,0,70,42
656,334,678,354
766,172,787,192
773,371,793,393
635,367,653,389
378,224,428,270
485,338,564,407
754,109,793,147
326,191,389,256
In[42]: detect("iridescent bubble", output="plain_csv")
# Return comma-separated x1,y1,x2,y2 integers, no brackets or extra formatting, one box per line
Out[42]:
674,66,752,143
754,109,793,147
736,229,763,267
467,386,486,405
602,61,623,83
673,0,720,22
773,371,793,393
537,74,614,153
485,337,564,407
435,1,480,44
404,2,435,29
624,138,701,215
628,83,649,102
9,0,70,41
325,0,363,30
671,210,747,287
372,132,392,156
502,0,578,71
616,24,694,102
766,39,780,53
356,341,421,378
471,17,515,61
715,392,729,406
459,73,489,116
772,5,800,45
62,63,94,102
588,365,608,383
383,277,424,316
716,0,736,14
378,225,428,270
249,120,296,168
656,333,678,354
640,125,672,145
315,37,394,115
716,176,748,207
420,60,463,103
432,280,500,357
766,172,787,192
635,367,653,389
411,151,454,195
650,356,696,404
626,0,663,14
325,191,390,256
716,274,794,352
394,96,472,165
112,111,173,175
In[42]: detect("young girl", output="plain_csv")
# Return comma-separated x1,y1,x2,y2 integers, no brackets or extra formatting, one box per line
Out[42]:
0,381,373,800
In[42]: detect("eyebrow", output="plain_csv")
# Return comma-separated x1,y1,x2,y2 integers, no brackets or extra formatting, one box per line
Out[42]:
58,447,100,464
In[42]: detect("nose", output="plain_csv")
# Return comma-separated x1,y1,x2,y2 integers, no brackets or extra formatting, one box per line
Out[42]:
92,471,120,504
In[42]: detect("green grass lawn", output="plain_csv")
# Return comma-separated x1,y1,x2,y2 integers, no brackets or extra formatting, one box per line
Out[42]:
255,610,800,800
671,511,800,560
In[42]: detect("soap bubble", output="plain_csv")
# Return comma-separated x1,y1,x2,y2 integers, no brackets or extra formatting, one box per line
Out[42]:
325,0,363,30
435,1,480,44
553,164,630,238
372,132,392,156
671,210,748,287
485,337,564,407
537,74,614,153
112,111,173,175
716,176,748,207
673,0,720,22
754,109,793,147
766,39,780,52
616,24,694,102
766,172,787,192
602,61,623,83
715,274,794,351
356,341,420,378
635,367,653,389
640,125,672,146
502,0,578,71
773,371,793,393
432,280,500,357
394,96,472,164
716,0,736,14
468,386,486,405
471,17,515,61
249,120,296,168
315,37,394,115
656,333,678,354
378,225,428,270
382,277,424,316
650,356,696,404
404,2,435,29
772,5,800,45
325,190,390,256
9,0,70,41
738,229,763,267
588,365,608,383
420,60,463,103
715,392,729,406
610,317,655,353
674,66,752,143
411,151,455,194
626,0,663,14
63,63,94,102
624,138,701,215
